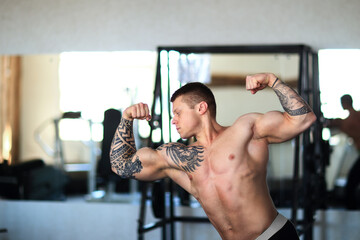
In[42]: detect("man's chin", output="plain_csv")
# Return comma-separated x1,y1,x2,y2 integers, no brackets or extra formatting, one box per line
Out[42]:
179,134,191,139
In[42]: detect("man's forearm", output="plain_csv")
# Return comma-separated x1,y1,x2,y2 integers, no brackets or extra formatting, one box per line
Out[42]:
272,79,312,116
110,117,143,178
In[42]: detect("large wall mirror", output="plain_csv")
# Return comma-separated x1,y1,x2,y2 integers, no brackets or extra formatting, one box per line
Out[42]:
1,47,359,216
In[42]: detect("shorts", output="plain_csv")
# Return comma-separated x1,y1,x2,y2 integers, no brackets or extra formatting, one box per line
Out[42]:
255,213,299,240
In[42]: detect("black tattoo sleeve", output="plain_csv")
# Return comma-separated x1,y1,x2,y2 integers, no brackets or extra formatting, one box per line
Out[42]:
157,143,204,172
273,81,312,116
110,118,143,179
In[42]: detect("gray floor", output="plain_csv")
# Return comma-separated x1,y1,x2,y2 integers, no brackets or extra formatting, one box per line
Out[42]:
1,198,360,240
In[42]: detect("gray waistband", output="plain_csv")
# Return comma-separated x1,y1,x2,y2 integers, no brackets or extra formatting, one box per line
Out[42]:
255,213,288,240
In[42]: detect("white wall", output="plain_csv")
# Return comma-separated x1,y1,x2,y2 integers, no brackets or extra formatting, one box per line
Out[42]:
212,87,282,126
0,0,359,55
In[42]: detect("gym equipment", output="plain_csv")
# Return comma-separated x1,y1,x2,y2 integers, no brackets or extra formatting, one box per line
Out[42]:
0,159,67,200
96,109,131,198
35,112,97,195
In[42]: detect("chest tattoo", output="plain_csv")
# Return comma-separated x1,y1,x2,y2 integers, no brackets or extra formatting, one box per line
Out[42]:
157,143,204,172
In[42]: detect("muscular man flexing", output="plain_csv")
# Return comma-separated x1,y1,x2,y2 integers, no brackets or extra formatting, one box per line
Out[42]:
110,73,316,240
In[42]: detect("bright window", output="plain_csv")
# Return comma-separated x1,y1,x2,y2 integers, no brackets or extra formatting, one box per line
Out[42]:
58,51,157,141
319,49,360,119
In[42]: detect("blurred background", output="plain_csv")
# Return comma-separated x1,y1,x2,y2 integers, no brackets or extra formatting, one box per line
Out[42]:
1,1,360,240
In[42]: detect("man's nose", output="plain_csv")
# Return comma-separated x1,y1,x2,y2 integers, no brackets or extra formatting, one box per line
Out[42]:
171,118,177,125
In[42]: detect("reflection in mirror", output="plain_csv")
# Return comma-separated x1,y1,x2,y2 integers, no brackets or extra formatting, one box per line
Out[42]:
319,49,360,209
0,52,157,201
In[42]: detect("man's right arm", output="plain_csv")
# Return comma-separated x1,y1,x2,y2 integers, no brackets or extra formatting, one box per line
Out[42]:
110,103,168,181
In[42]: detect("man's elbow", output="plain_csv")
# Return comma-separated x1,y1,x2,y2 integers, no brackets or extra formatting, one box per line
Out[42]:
109,151,122,176
109,155,140,179
111,165,128,179
309,111,317,124
110,159,121,176
303,111,317,130
111,166,119,175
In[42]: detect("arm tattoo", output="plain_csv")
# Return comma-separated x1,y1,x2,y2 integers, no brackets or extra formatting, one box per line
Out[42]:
157,143,204,172
273,81,312,116
110,118,143,179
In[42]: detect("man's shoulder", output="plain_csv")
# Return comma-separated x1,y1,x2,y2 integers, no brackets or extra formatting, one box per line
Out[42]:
156,142,204,151
156,142,205,173
156,142,186,150
232,112,263,127
236,112,263,120
230,113,273,142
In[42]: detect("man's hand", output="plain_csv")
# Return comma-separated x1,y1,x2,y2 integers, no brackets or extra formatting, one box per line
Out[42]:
123,102,151,121
246,73,278,94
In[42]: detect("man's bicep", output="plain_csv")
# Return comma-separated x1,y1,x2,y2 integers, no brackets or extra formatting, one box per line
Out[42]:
111,147,167,181
255,111,301,143
132,147,168,181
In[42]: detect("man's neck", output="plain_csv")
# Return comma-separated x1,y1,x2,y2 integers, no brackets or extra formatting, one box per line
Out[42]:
195,119,225,147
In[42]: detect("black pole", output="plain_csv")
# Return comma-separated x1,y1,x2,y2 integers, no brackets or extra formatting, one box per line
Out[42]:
138,182,148,240
302,49,314,240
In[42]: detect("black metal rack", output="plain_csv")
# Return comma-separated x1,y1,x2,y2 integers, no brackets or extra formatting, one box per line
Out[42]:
138,44,328,240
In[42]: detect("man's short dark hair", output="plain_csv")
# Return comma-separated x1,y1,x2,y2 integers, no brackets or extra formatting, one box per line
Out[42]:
170,82,217,118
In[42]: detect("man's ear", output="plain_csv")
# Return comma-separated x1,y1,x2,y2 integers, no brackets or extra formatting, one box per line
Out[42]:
198,101,208,115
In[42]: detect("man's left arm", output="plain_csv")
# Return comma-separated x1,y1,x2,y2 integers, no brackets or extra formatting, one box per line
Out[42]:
246,73,317,143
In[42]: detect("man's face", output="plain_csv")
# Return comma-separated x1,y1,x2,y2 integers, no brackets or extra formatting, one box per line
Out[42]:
171,96,200,139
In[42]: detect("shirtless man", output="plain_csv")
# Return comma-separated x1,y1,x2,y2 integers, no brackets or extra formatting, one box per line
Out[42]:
327,94,360,209
110,73,316,240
